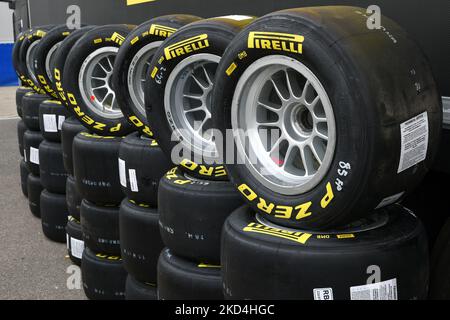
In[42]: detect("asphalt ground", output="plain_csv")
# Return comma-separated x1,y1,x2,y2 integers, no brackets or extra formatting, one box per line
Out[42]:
0,86,85,299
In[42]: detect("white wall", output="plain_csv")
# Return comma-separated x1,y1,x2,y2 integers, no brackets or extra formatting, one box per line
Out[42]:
0,2,14,43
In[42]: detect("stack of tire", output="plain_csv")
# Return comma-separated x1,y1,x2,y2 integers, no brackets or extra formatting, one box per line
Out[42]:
58,24,139,300
207,7,442,300
112,15,211,300
140,16,258,299
13,26,53,219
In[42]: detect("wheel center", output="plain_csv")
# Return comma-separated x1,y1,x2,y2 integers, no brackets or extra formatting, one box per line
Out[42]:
284,103,313,140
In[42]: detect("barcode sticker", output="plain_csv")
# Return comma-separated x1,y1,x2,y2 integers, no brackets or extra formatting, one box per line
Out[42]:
70,237,85,259
313,288,334,300
30,147,39,164
43,114,58,132
398,112,428,173
58,115,66,130
129,169,139,192
118,158,126,187
350,278,398,300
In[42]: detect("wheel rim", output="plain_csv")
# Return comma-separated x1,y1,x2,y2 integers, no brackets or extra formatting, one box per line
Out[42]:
78,46,122,119
45,42,61,82
231,55,336,195
164,53,221,160
26,40,41,85
128,41,162,118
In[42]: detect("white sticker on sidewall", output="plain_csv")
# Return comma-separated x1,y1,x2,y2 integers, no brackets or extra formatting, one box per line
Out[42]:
313,288,334,300
375,192,405,209
30,147,39,164
118,158,126,187
57,115,66,130
43,114,57,132
350,278,398,300
70,237,84,259
129,169,139,192
216,15,253,21
397,112,429,173
66,234,70,250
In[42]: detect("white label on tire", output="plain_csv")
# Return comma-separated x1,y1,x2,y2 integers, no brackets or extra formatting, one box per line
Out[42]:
313,288,334,300
217,15,253,21
397,112,428,173
30,147,39,164
24,149,27,162
375,191,405,209
66,234,70,250
118,158,126,187
57,115,66,130
70,237,84,259
129,169,139,192
43,114,58,132
350,278,398,300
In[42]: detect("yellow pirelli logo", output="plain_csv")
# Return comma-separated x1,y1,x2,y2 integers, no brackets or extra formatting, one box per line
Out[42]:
164,34,209,60
243,222,312,244
248,32,304,54
149,24,177,38
111,32,126,45
35,30,46,37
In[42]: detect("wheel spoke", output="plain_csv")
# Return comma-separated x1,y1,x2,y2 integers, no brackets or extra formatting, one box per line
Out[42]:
191,74,207,90
258,101,281,114
184,106,205,114
270,78,288,101
183,93,203,100
202,66,213,86
106,57,114,71
314,129,328,141
97,61,109,74
92,84,107,91
92,76,106,82
309,142,323,165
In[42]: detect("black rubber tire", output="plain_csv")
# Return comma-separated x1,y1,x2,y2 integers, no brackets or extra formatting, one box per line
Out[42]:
23,130,44,176
119,132,172,206
34,24,72,98
20,159,29,197
81,200,120,255
212,7,443,230
66,216,84,266
17,119,27,156
39,100,72,142
22,93,48,131
27,173,43,218
145,17,255,180
66,175,82,221
73,132,124,205
18,25,55,94
429,218,450,299
39,140,68,194
62,24,135,136
40,190,68,242
53,26,96,105
113,15,202,137
158,166,243,263
221,204,429,300
61,116,87,175
81,248,126,300
12,29,33,85
157,248,223,300
119,199,162,284
16,86,33,117
125,275,157,300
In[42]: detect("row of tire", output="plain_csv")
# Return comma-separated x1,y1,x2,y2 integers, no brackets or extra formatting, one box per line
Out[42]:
12,5,449,299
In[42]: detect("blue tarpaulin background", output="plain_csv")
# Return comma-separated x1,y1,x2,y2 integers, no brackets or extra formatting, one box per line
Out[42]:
0,43,19,86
